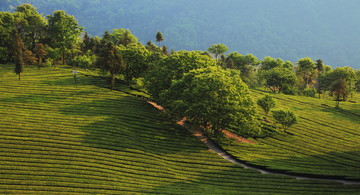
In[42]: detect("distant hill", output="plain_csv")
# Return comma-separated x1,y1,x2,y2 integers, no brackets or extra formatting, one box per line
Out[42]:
2,0,360,69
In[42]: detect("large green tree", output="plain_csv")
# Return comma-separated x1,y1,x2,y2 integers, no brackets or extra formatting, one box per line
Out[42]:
111,28,138,47
47,10,83,65
120,43,149,87
0,11,15,63
328,67,356,101
13,4,47,51
296,57,318,89
260,56,283,71
264,67,297,93
161,66,260,137
145,51,216,100
96,42,125,90
226,52,259,80
330,79,348,108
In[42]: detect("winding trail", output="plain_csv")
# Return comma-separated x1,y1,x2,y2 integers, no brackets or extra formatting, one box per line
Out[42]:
147,100,360,185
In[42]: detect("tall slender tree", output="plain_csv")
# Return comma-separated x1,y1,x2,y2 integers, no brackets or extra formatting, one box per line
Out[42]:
156,31,164,47
12,29,24,80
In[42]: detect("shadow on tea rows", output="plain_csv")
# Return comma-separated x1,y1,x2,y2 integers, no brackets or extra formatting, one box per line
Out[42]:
59,95,205,156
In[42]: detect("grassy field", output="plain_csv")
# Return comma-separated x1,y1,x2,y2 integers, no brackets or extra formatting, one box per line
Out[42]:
217,87,360,180
0,64,360,194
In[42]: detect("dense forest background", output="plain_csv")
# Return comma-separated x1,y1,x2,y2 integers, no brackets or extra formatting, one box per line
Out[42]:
2,0,360,69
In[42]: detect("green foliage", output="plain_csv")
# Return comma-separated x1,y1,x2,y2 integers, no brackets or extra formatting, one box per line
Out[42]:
73,52,93,69
155,31,164,47
283,60,294,69
226,52,259,82
0,11,15,63
111,28,138,46
207,43,228,60
45,47,61,66
13,3,47,51
47,10,83,64
301,86,316,97
161,66,260,137
120,43,149,86
330,79,348,108
263,67,297,93
96,42,125,90
145,51,216,100
272,109,298,131
296,57,318,89
12,29,24,79
260,56,283,71
257,95,276,117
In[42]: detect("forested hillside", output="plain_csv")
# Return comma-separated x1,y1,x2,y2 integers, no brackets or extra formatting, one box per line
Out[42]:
2,0,360,69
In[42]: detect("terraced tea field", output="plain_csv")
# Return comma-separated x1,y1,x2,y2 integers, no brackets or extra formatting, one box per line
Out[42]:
0,64,359,194
218,88,360,181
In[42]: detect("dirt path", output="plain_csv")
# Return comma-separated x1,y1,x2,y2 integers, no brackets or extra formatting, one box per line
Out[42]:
146,100,360,185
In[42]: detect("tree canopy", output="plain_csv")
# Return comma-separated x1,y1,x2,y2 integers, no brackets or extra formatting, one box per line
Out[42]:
161,66,260,137
207,43,228,61
145,51,216,100
47,10,83,64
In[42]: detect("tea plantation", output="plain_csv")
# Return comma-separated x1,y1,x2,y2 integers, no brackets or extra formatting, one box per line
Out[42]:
218,88,360,180
0,64,359,194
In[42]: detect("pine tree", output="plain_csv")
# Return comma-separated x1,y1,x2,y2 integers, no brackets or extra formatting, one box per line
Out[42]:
12,29,25,80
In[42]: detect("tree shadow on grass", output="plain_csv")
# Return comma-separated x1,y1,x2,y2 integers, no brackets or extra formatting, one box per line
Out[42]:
59,95,205,155
319,104,360,124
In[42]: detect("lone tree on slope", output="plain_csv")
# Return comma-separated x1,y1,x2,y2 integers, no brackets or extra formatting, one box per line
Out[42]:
272,109,298,132
257,95,276,118
12,29,24,80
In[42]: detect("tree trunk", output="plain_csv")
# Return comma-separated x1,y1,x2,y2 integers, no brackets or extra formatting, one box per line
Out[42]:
111,72,115,91
18,73,21,80
62,51,65,65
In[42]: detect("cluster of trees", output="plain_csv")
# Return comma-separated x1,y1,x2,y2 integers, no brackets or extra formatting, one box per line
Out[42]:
1,4,83,79
0,4,168,86
212,48,360,107
145,51,261,137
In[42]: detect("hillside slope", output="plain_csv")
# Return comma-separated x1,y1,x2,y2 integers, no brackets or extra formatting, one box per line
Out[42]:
0,65,359,193
218,89,360,180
